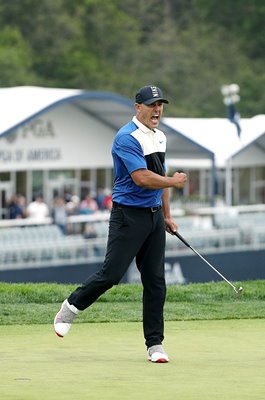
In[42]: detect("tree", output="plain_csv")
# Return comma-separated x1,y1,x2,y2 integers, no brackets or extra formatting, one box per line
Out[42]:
0,0,263,116
0,27,37,86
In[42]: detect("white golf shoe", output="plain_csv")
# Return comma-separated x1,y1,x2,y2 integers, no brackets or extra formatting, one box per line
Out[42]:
54,299,79,337
147,345,169,363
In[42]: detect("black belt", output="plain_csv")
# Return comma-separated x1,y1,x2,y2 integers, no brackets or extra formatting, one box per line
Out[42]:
113,202,162,213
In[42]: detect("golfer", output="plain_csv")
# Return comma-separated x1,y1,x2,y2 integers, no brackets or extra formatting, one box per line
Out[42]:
54,85,187,363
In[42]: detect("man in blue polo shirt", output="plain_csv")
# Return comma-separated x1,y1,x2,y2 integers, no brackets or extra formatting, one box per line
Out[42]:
54,85,187,363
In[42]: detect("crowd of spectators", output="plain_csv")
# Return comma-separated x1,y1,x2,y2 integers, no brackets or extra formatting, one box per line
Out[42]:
5,189,113,232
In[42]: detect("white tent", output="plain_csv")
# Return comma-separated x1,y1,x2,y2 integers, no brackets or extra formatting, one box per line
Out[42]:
0,86,217,207
0,86,214,162
164,116,265,205
164,115,265,168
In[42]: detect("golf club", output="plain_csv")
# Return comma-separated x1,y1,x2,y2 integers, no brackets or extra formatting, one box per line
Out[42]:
174,231,243,294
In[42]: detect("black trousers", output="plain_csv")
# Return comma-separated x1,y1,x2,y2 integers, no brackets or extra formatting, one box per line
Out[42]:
68,203,166,348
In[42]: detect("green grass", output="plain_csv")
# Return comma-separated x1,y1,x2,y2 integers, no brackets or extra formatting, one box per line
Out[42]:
1,320,265,400
0,280,265,325
0,281,264,399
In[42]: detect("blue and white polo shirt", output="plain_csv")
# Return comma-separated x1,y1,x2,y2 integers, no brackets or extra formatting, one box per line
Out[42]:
112,116,166,207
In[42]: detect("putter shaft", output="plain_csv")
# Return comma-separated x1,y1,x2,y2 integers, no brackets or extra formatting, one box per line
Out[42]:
189,245,239,293
174,231,240,293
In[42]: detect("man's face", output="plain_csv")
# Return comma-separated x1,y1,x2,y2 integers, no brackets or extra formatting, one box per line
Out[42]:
135,101,164,130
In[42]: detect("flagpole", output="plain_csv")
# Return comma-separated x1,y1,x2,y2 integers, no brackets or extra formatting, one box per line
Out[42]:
220,83,241,138
220,83,241,206
225,157,233,206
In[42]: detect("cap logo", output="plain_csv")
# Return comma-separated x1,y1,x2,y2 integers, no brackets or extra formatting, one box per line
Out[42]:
151,86,159,98
135,85,168,105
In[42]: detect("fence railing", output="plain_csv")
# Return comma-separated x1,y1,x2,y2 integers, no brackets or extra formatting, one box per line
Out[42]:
0,204,265,270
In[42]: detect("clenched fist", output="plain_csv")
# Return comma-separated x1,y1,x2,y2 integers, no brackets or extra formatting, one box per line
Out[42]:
172,172,187,188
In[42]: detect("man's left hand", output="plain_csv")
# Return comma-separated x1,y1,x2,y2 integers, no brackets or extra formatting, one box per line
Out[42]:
164,217,178,235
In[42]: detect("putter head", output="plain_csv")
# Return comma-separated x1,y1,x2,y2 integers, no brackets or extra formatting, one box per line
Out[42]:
235,286,243,294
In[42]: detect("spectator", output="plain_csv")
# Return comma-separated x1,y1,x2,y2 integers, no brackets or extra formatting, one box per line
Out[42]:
17,194,27,217
7,194,26,219
52,196,68,234
63,190,73,203
95,188,106,210
26,194,49,221
103,190,112,211
66,195,80,216
80,194,98,215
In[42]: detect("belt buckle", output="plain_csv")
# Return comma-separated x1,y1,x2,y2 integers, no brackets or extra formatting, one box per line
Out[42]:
151,206,158,213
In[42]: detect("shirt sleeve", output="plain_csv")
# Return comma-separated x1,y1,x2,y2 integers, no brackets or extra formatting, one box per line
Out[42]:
114,134,147,174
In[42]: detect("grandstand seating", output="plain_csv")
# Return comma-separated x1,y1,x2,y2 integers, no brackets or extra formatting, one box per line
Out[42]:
0,224,106,269
0,209,264,270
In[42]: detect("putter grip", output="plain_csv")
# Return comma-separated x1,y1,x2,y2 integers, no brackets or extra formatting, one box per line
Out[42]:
174,231,191,248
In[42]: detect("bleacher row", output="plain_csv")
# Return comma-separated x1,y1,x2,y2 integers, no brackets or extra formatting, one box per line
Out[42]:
0,212,265,269
166,213,265,252
0,225,107,269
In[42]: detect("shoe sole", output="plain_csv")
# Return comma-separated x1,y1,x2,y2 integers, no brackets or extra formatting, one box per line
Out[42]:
149,358,169,363
54,329,64,338
148,355,169,363
54,300,68,338
54,314,65,338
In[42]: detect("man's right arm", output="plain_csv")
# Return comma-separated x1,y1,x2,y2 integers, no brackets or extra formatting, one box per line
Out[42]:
131,169,187,190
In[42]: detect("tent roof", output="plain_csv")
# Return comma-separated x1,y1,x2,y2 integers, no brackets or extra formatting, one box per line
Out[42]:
227,125,265,167
0,86,214,162
164,116,265,167
0,86,132,136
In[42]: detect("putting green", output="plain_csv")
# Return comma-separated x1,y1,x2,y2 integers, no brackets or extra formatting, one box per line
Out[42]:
0,320,264,400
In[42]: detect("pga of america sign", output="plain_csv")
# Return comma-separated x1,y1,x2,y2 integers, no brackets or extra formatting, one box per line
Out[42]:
1,119,61,167
0,113,113,170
